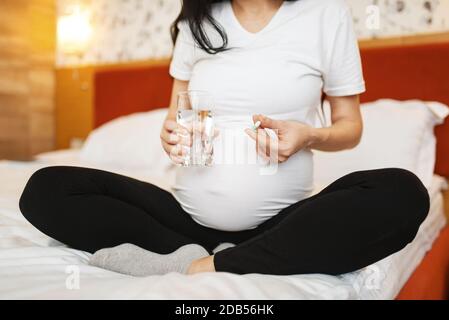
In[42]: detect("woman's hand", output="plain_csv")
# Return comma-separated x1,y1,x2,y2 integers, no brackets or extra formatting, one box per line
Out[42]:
244,115,328,163
160,118,192,165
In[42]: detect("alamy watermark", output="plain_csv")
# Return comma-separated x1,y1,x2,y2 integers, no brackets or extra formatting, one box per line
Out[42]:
170,127,280,175
65,265,80,290
365,5,381,31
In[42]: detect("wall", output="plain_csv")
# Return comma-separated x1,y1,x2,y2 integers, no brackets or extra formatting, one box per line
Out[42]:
351,0,449,38
57,0,180,66
0,0,56,159
56,0,449,66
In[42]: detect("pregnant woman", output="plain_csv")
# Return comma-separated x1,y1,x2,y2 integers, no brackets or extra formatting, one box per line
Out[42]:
20,0,429,276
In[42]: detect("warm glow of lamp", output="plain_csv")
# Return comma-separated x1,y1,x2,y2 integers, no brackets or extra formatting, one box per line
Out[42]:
57,6,92,56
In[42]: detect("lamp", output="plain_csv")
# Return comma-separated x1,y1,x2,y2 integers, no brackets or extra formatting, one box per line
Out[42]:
57,5,92,59
57,4,92,89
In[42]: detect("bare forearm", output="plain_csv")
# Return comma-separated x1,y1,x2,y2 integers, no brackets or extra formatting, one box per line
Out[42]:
308,119,362,152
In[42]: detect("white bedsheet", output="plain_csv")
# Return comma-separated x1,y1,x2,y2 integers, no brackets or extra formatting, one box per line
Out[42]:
0,151,447,300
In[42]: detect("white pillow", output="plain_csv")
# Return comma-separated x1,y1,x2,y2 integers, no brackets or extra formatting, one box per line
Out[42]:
313,99,449,189
80,108,172,171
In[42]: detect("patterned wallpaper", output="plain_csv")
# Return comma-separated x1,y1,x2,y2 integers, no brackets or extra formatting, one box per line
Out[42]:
350,0,449,38
56,0,449,66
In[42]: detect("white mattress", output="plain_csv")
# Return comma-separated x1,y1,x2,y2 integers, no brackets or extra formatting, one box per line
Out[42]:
0,151,447,300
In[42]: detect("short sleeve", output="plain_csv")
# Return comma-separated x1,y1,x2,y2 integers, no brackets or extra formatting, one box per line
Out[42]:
322,9,365,97
169,22,196,81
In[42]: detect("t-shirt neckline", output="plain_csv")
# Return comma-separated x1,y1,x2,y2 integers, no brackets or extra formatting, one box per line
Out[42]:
226,0,287,37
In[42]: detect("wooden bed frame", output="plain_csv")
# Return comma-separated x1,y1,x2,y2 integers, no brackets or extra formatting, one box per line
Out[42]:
92,42,449,300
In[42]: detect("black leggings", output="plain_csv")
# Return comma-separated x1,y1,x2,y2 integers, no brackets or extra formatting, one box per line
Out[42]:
19,166,429,275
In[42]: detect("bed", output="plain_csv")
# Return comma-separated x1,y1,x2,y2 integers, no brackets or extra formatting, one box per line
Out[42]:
1,42,449,300
0,152,446,299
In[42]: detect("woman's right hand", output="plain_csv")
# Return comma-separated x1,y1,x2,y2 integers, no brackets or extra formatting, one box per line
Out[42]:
160,118,191,165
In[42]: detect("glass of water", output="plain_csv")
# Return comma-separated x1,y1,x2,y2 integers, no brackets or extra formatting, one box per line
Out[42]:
176,91,214,166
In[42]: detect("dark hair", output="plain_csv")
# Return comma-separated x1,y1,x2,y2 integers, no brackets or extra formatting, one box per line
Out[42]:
171,0,298,54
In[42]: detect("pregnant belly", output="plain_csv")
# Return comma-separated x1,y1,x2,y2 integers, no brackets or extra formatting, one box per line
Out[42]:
172,150,314,232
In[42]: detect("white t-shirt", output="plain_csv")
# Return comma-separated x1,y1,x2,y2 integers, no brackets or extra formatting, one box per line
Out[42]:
170,0,365,231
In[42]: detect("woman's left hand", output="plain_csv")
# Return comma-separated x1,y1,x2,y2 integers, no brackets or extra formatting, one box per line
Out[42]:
244,115,318,163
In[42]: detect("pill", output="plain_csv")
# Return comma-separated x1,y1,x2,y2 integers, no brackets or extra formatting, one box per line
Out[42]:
253,121,262,131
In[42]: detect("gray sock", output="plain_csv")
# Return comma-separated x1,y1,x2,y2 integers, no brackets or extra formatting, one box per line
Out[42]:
89,243,210,276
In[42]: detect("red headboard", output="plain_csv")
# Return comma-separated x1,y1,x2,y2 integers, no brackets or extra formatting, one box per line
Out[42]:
94,42,449,177
94,63,172,128
359,43,449,177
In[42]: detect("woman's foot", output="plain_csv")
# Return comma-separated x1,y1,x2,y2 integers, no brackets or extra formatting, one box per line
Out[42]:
89,243,210,276
187,255,216,274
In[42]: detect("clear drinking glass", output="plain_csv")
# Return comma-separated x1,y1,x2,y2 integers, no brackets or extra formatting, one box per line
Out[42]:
176,91,214,166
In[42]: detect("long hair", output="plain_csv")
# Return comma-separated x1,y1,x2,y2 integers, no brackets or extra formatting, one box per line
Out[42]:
171,0,299,54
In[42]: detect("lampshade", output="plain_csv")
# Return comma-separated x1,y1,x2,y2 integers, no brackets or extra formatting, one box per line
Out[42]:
57,6,92,56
